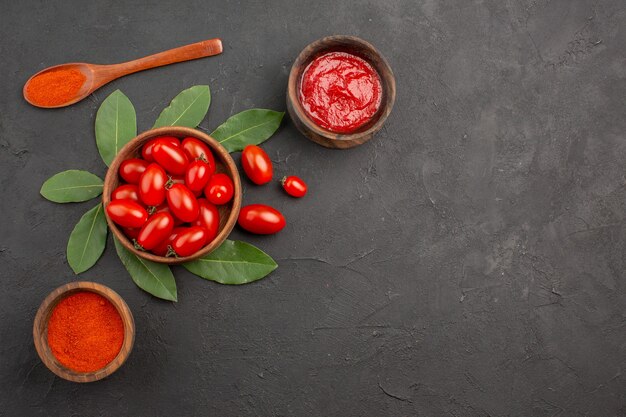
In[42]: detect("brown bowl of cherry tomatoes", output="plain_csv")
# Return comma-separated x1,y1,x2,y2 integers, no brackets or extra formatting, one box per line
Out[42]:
102,126,242,264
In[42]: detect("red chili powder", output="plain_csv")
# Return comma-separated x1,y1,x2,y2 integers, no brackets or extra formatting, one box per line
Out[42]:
299,51,382,133
47,292,124,373
26,68,86,106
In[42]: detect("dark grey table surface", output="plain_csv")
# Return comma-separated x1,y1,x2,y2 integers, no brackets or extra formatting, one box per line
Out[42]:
1,0,625,416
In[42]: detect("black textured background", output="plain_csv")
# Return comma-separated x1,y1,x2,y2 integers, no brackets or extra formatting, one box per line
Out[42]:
1,0,626,416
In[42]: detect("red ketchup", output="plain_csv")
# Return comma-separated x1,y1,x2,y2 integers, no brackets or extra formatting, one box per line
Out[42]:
298,51,382,133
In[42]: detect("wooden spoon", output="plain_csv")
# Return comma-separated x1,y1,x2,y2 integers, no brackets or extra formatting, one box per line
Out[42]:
23,38,223,108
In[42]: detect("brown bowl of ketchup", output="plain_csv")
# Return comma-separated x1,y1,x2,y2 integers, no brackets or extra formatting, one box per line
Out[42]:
287,35,396,149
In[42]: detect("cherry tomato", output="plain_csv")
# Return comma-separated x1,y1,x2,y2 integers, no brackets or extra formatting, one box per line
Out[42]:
238,204,285,234
172,226,208,257
166,183,199,222
153,140,189,175
204,173,234,205
106,200,148,228
151,227,184,257
281,176,307,198
142,136,180,162
111,184,141,203
119,158,150,184
193,199,220,242
241,145,273,185
135,212,174,250
182,137,215,168
123,227,140,240
152,203,183,226
139,163,167,206
185,160,212,192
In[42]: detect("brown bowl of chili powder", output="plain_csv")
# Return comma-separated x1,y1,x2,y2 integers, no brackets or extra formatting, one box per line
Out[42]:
33,281,135,383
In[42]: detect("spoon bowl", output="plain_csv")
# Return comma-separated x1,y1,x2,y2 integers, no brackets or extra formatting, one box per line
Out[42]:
23,63,96,108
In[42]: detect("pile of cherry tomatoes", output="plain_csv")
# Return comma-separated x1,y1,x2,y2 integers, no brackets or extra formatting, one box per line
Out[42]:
106,135,306,258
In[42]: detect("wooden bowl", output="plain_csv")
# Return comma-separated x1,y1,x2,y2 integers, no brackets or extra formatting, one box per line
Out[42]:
33,281,135,383
286,35,396,149
103,126,242,264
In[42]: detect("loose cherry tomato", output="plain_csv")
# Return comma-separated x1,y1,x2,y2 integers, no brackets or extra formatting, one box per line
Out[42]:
182,137,215,168
281,176,307,198
185,160,212,192
204,173,234,205
151,227,184,257
106,200,148,228
238,204,285,234
119,158,150,184
139,163,167,206
153,140,189,175
142,136,180,162
136,212,174,250
241,145,273,185
193,199,220,243
111,184,141,203
152,203,184,226
123,227,140,240
166,183,199,222
171,226,208,257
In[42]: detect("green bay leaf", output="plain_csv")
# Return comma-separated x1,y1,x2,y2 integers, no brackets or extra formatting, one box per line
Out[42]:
95,90,137,166
183,240,277,285
211,109,284,152
113,237,177,301
153,85,211,128
40,170,103,203
67,203,108,274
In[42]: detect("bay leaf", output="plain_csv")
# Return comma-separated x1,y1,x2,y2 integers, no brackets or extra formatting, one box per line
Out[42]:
113,237,177,301
95,90,137,166
183,240,277,284
66,203,108,274
40,170,103,203
153,85,211,128
211,109,284,152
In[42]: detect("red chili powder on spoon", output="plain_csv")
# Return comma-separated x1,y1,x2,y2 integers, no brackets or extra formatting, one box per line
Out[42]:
26,68,86,107
47,291,124,372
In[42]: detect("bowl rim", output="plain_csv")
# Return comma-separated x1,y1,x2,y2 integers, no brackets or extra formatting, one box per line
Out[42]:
32,281,135,383
287,35,396,144
102,126,242,264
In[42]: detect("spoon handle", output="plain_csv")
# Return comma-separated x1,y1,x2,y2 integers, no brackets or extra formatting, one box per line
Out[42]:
106,38,223,78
